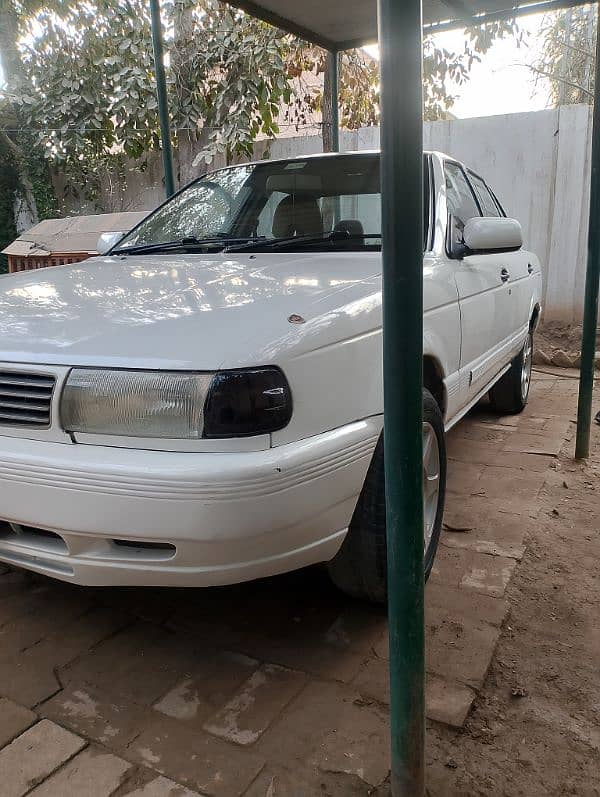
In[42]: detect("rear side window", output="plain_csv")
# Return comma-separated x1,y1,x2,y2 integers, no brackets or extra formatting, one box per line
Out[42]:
444,162,481,228
469,172,503,217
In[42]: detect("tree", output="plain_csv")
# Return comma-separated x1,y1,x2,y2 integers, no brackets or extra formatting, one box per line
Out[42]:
0,0,52,228
530,4,596,105
5,0,520,216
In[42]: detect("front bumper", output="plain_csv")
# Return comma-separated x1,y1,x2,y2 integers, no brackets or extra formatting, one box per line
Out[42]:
0,418,381,587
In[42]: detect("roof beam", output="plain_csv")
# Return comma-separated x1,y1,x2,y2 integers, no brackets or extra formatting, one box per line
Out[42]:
425,0,587,35
228,0,338,49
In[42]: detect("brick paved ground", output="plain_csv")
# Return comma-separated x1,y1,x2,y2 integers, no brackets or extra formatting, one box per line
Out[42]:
0,372,578,796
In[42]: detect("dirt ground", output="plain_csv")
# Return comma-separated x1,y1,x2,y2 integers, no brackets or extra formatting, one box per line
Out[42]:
426,373,600,796
536,320,600,359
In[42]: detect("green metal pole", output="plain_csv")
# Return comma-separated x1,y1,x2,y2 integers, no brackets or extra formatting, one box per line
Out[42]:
329,50,340,152
575,5,600,459
149,0,175,198
378,0,425,794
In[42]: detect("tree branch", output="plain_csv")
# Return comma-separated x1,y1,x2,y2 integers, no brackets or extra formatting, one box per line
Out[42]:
527,65,594,100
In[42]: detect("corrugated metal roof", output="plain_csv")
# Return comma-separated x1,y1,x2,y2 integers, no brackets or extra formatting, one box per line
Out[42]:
2,211,148,257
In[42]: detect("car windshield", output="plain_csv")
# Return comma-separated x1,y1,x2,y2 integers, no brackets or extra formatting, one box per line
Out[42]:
114,154,383,253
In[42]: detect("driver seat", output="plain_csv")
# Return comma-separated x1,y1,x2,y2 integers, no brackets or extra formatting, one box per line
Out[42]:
272,195,324,238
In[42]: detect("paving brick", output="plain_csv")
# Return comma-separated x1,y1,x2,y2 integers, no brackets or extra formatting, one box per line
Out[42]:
353,661,477,728
446,461,485,495
517,415,571,439
352,657,390,704
28,747,131,796
120,774,202,796
451,423,511,444
174,582,368,685
431,546,518,598
373,583,508,663
0,590,93,652
95,588,180,626
503,432,566,456
425,582,509,628
255,681,390,788
41,684,148,748
204,664,307,746
128,715,264,797
441,513,529,560
0,719,86,797
25,607,129,671
0,698,36,747
475,467,547,501
61,623,196,706
425,674,477,727
448,437,555,472
459,558,517,598
322,605,387,654
234,632,365,683
243,766,369,797
309,701,389,786
353,659,476,728
0,651,62,708
0,570,35,599
425,607,501,689
443,495,538,536
154,651,258,729
0,589,52,628
491,450,557,472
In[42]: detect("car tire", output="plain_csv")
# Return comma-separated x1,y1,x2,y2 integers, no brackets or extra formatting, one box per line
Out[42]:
327,388,446,604
489,330,533,415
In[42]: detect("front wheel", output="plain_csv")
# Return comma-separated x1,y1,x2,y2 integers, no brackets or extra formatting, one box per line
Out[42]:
327,389,446,604
489,330,533,414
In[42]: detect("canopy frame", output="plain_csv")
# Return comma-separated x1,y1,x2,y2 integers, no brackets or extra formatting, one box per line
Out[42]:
147,0,600,792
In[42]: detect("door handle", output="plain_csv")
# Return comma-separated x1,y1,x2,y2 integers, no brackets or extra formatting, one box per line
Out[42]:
500,268,510,283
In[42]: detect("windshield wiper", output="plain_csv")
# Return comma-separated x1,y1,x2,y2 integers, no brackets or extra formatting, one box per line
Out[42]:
113,235,265,256
225,231,382,253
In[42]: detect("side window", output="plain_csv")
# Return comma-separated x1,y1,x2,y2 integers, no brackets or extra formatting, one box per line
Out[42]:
444,161,481,229
469,173,502,217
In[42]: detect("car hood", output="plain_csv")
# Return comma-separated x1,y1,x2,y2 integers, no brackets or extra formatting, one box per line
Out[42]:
0,252,381,369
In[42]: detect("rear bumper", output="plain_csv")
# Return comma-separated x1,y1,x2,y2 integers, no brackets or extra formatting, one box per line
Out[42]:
0,418,381,587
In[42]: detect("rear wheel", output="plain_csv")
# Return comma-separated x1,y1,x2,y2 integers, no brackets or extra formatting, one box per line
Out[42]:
327,388,446,603
489,330,533,414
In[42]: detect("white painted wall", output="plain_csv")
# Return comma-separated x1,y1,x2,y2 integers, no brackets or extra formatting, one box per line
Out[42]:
68,106,594,322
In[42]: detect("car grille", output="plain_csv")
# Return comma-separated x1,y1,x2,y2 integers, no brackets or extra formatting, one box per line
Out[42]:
0,371,56,427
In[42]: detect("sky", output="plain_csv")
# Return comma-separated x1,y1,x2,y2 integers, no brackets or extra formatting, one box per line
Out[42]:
365,11,551,119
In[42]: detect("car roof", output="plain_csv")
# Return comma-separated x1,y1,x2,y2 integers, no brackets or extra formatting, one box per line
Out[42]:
209,149,449,173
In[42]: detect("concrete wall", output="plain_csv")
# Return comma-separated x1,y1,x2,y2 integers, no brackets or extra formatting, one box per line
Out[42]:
64,105,595,322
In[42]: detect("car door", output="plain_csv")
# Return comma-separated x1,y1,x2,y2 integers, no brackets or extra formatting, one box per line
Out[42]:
469,170,533,347
444,160,513,404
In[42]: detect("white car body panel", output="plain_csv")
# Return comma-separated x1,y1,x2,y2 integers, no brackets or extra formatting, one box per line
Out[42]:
0,151,542,586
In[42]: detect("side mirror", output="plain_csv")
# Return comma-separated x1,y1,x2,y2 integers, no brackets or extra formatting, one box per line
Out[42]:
96,231,125,255
463,217,523,254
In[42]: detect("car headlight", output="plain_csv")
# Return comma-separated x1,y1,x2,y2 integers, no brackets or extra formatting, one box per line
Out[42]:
203,367,292,438
60,367,292,439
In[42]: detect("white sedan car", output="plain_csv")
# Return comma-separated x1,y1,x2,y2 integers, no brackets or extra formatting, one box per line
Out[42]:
0,151,541,601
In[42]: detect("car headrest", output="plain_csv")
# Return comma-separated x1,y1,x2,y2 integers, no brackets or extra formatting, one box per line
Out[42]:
334,219,365,238
272,195,324,238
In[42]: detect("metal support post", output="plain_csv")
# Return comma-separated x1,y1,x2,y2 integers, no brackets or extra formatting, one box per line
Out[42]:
150,0,175,198
378,0,425,793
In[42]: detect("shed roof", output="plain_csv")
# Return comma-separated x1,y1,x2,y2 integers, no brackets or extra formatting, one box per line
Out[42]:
2,211,148,258
229,0,581,49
